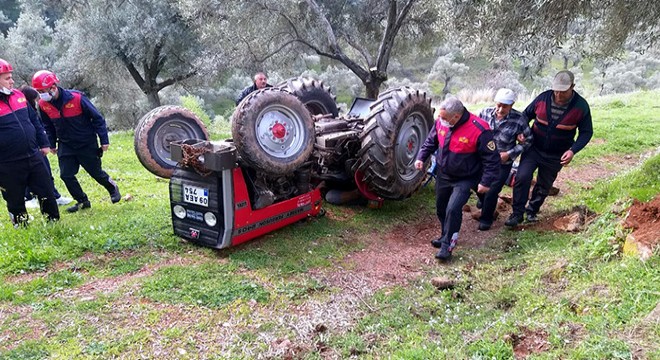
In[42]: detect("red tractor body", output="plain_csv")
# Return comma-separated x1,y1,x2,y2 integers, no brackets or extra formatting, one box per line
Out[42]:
169,140,322,248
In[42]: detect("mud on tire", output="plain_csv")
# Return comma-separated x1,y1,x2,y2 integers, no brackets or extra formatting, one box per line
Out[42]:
134,105,209,178
277,77,339,117
355,87,434,199
231,88,314,175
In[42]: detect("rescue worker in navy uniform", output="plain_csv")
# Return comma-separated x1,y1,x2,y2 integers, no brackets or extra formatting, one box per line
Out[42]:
415,97,500,261
0,59,59,226
19,85,73,207
32,70,121,213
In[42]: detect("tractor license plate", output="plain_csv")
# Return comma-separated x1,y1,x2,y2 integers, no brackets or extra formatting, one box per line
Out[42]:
183,184,209,207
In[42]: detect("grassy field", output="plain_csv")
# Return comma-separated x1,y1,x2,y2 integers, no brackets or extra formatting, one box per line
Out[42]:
0,91,659,359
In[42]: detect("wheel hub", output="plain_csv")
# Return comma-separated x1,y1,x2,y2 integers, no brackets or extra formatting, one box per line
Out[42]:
256,106,305,158
395,113,427,180
271,122,287,141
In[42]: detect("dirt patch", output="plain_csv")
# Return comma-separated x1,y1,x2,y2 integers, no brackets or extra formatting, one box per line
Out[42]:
311,207,504,291
506,327,551,359
622,302,660,360
623,195,660,249
560,322,586,346
4,250,143,284
52,256,201,300
324,207,358,222
0,305,49,352
553,154,639,191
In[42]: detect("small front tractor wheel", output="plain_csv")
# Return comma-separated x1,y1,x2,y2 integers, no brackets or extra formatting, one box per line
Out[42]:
355,87,435,199
277,77,339,117
134,105,210,178
231,88,314,175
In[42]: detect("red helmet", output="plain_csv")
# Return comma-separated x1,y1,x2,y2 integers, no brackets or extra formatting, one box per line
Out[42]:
32,70,60,91
0,59,13,74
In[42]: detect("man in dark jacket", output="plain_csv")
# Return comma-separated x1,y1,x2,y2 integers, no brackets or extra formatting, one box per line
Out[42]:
236,72,272,105
0,59,59,226
415,97,500,261
33,70,121,213
505,70,593,227
476,88,533,230
19,85,72,208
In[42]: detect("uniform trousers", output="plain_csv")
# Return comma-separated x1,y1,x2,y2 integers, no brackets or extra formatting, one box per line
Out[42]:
478,162,511,226
58,143,115,203
0,154,59,224
435,172,479,251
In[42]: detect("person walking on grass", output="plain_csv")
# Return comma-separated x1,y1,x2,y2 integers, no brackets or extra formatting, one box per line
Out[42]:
18,85,73,209
476,88,533,231
505,70,593,227
32,70,121,213
0,59,59,227
415,97,500,261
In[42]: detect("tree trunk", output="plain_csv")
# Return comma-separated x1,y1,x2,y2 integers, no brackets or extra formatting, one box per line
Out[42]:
146,91,161,109
441,75,451,98
365,82,379,99
360,70,387,100
363,74,387,99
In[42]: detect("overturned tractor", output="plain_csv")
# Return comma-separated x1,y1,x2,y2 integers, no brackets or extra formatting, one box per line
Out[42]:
134,77,435,248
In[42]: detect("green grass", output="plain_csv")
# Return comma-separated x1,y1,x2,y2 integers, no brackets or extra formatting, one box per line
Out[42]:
325,222,659,358
140,263,270,308
580,91,660,160
0,91,659,358
556,148,660,213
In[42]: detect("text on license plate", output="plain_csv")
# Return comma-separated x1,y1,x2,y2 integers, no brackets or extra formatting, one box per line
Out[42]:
183,184,209,207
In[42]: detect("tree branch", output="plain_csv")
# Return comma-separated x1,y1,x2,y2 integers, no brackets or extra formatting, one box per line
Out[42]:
340,30,373,66
305,0,340,53
376,0,416,71
155,71,197,92
116,48,145,90
149,38,166,78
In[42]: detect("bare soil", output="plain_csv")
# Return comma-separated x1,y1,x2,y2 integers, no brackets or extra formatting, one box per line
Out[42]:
506,327,551,359
623,195,660,249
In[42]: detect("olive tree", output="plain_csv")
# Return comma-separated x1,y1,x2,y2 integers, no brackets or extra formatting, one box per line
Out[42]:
592,51,660,95
0,9,58,85
224,0,440,98
447,0,660,58
426,52,468,98
57,0,208,109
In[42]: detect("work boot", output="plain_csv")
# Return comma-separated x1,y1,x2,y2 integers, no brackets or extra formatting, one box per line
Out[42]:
109,184,121,204
435,243,452,262
478,222,491,231
526,213,539,222
431,238,443,248
10,212,29,228
504,214,523,227
67,201,91,213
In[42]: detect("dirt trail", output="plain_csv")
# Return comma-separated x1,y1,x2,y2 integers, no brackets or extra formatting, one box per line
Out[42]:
1,148,655,358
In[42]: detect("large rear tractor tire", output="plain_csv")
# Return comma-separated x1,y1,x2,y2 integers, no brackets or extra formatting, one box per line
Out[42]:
277,77,339,117
134,105,209,178
231,88,314,175
355,87,435,200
